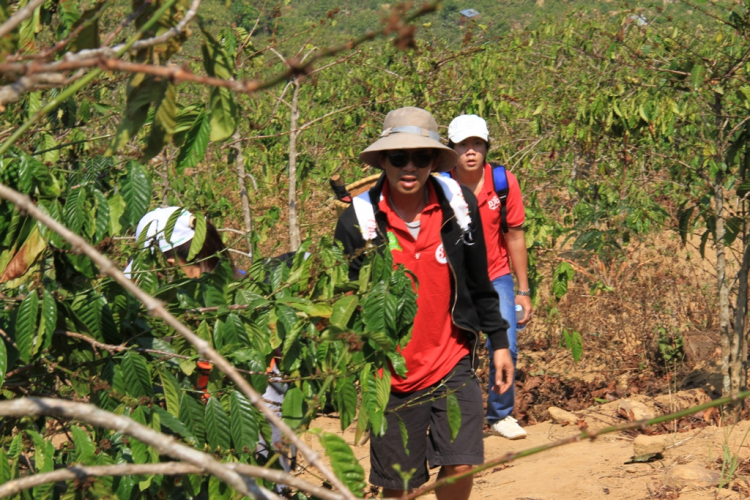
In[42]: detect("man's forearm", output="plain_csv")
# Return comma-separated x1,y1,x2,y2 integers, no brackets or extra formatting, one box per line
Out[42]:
505,228,529,290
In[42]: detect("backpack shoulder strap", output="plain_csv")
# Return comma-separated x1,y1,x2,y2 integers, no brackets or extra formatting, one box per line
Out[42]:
432,174,472,235
351,191,379,241
490,163,510,234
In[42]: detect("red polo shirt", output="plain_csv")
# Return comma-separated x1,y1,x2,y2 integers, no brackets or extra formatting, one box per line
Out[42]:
475,164,525,280
379,182,470,393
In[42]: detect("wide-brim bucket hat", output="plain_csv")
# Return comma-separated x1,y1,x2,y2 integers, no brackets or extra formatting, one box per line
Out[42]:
359,107,458,172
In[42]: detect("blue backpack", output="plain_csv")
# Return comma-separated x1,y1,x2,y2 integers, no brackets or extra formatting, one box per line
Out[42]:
440,163,510,233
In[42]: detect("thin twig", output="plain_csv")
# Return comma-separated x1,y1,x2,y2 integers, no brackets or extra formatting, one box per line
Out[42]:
0,183,357,500
0,398,278,500
0,459,344,500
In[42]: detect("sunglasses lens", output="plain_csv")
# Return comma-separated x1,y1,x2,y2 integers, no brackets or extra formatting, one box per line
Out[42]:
412,152,433,168
388,152,408,168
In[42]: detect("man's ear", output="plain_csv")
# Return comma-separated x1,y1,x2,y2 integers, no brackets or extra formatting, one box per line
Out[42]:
166,257,175,265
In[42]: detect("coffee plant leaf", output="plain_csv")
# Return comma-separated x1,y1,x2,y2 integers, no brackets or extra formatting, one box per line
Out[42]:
122,351,153,398
187,211,206,262
70,425,96,464
144,81,177,162
336,377,358,431
229,391,259,454
446,392,461,442
205,396,231,451
159,369,182,418
15,290,38,363
319,433,367,495
281,386,305,429
330,295,358,329
121,161,152,228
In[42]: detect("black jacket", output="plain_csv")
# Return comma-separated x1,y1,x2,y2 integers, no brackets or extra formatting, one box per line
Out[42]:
334,174,510,364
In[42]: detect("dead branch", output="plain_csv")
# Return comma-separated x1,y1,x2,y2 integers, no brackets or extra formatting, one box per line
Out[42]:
0,460,344,500
0,398,278,500
0,183,357,500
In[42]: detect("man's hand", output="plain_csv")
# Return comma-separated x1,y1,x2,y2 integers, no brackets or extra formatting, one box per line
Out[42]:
492,348,514,394
515,294,533,326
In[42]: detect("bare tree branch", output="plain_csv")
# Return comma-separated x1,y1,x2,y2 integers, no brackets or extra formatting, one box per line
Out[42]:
0,0,45,40
0,398,278,500
0,183,357,500
0,460,345,500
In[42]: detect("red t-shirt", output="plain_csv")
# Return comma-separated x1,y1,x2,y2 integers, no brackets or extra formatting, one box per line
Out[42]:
379,182,470,393
475,164,525,280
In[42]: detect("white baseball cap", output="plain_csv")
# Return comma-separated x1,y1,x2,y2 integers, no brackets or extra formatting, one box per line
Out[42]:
124,207,195,278
448,114,490,144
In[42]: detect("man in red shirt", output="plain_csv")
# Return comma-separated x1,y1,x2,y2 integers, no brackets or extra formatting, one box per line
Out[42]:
335,107,513,500
448,114,533,440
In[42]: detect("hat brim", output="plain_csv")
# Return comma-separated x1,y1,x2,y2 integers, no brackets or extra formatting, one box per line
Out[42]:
360,134,458,172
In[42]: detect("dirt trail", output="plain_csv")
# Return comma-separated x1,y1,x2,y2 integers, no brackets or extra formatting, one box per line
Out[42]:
302,409,750,500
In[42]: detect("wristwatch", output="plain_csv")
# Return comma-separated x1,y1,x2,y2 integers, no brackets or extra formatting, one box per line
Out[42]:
517,289,531,296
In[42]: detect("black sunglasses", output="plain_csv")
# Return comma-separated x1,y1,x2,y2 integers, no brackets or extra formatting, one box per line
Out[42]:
386,150,435,169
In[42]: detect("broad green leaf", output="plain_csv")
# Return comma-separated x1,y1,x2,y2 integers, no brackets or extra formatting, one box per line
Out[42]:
107,73,161,154
446,392,461,442
281,387,304,429
319,433,367,495
15,291,38,363
129,407,150,464
70,425,96,463
41,134,59,165
108,194,127,236
187,212,206,262
38,289,57,354
205,396,231,451
159,370,181,417
202,28,237,142
230,391,259,454
121,161,152,228
153,406,195,443
122,351,153,398
330,295,358,329
395,413,409,456
175,110,210,173
336,378,358,431
69,3,100,52
0,449,8,484
163,207,185,247
144,81,177,161
64,186,88,236
208,475,232,500
179,394,206,445
93,189,110,243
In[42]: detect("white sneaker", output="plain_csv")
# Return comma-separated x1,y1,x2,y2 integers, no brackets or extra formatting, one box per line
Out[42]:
489,416,527,440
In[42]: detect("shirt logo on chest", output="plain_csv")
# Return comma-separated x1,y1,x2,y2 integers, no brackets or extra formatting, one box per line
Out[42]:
435,244,447,264
488,195,501,211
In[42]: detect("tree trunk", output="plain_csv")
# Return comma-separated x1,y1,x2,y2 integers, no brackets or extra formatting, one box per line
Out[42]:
232,128,253,260
288,78,301,252
717,173,732,398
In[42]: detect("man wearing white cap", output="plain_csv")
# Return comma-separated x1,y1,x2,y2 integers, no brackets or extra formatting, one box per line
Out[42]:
447,114,532,440
124,206,237,279
335,107,513,500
